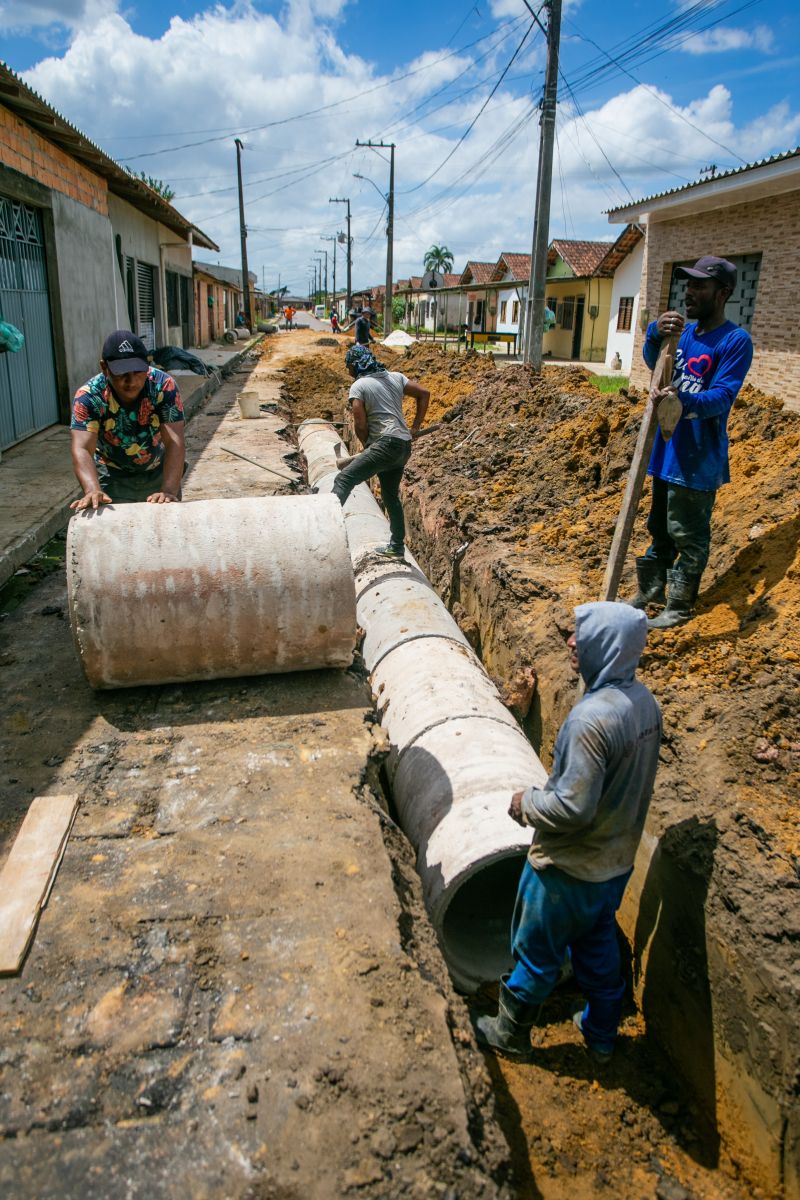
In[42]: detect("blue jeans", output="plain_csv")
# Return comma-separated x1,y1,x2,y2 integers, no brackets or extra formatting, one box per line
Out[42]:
507,862,631,1052
644,477,716,577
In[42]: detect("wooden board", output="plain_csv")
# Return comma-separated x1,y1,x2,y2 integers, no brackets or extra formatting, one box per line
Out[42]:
0,794,79,975
600,334,680,602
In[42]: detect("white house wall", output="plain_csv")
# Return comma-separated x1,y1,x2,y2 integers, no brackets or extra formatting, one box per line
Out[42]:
107,193,165,345
605,240,644,371
496,283,523,334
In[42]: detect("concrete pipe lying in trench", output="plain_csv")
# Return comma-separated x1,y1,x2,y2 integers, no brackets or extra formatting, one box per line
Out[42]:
298,419,548,992
67,494,357,689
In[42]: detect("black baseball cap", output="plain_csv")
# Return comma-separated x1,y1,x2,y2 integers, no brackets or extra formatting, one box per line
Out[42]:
102,329,150,374
675,256,737,291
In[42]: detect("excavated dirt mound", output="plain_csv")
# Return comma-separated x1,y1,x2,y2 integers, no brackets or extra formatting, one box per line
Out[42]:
279,350,352,422
403,358,800,857
281,343,799,1195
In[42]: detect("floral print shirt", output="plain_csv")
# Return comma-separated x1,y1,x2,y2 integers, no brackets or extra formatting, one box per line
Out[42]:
71,368,183,473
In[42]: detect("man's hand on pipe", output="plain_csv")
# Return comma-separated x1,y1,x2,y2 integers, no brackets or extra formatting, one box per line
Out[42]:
509,791,525,825
146,491,180,503
71,490,112,511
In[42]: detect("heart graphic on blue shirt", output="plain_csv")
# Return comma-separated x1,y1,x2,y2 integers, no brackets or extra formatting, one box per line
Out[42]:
686,354,712,377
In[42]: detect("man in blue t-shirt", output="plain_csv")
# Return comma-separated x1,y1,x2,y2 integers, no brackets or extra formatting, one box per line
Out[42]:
629,256,753,629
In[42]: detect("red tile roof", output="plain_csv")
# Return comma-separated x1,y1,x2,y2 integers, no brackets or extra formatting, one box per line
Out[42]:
491,252,531,282
548,239,614,277
594,224,644,276
459,260,495,285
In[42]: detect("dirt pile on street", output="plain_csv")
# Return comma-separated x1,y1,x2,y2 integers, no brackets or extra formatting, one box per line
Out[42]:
279,350,352,421
404,361,800,861
401,344,498,424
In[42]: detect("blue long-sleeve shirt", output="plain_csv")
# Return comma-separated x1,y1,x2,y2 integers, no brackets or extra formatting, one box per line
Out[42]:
643,319,753,492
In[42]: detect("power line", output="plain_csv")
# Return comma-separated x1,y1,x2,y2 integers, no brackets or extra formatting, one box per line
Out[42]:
402,18,540,195
117,16,524,164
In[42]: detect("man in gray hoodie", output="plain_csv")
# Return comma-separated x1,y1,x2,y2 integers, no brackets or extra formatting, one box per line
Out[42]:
475,601,661,1064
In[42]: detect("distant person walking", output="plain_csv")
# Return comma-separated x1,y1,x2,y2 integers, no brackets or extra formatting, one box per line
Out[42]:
628,256,753,628
331,345,429,559
70,330,185,509
330,311,339,334
354,307,375,344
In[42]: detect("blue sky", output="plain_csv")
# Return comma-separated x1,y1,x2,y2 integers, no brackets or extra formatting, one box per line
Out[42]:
2,0,798,294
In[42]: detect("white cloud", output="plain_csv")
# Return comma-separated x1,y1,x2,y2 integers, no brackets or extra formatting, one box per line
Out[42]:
0,0,118,34
16,6,800,290
682,23,774,55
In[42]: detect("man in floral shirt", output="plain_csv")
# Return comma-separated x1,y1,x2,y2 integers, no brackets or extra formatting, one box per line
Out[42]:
70,329,186,509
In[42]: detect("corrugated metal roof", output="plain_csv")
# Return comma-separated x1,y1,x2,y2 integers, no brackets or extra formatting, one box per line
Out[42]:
0,61,218,250
607,148,800,215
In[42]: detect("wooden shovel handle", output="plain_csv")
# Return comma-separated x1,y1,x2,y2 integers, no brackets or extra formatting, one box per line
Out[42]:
600,335,679,602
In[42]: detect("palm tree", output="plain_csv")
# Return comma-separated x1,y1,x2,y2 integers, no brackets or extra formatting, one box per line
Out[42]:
423,244,454,275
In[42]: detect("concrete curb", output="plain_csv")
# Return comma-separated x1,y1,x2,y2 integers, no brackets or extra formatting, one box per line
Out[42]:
0,336,264,592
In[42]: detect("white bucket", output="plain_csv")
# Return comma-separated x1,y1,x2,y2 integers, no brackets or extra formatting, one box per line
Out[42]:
237,391,261,419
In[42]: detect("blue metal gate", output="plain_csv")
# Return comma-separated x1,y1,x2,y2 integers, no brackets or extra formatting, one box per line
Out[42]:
0,196,59,450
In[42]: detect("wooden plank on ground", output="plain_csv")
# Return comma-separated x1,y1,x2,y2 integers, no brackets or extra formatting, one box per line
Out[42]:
0,794,79,974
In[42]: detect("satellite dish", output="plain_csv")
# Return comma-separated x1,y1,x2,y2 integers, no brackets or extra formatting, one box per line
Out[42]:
421,269,444,290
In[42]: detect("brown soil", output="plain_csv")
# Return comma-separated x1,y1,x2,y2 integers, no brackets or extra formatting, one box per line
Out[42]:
279,342,799,1198
0,355,514,1200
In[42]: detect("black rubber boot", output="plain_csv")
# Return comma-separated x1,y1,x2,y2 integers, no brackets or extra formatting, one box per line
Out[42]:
627,557,667,610
647,569,701,630
474,979,537,1063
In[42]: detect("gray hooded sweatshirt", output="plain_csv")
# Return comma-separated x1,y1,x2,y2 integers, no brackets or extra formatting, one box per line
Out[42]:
521,602,662,882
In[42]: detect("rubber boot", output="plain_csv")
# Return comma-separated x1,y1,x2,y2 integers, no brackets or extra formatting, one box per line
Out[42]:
573,1010,614,1065
647,569,701,630
627,557,667,610
474,979,537,1063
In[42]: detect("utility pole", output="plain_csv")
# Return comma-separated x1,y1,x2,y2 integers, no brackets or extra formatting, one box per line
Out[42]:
322,235,336,316
522,0,562,369
318,249,328,309
355,140,395,334
234,138,252,328
314,255,324,307
329,197,351,314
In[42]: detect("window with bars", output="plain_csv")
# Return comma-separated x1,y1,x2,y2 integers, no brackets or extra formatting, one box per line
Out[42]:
511,300,520,324
668,253,762,331
617,296,634,332
559,297,575,329
500,300,508,323
136,261,156,349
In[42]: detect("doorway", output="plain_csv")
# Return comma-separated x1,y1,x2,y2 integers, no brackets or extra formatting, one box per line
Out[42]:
571,296,585,360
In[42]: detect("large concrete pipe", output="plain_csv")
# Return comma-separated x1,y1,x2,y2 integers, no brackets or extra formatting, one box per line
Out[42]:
67,494,357,689
298,419,548,992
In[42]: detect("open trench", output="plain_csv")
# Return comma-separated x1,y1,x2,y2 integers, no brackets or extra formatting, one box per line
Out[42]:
280,339,799,1200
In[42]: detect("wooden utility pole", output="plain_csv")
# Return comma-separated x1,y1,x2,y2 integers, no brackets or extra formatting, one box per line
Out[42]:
322,235,336,316
330,198,352,314
234,138,252,328
355,140,395,334
522,0,562,368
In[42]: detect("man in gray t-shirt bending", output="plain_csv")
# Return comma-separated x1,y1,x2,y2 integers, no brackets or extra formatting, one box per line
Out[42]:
331,345,429,559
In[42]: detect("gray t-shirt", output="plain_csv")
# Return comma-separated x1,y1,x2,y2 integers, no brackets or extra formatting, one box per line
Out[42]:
349,371,411,444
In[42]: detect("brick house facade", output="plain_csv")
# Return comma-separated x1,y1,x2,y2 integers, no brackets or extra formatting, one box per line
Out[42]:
0,63,217,450
608,149,800,411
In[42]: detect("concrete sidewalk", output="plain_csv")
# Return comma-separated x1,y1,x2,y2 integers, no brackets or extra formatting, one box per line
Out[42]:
0,335,263,590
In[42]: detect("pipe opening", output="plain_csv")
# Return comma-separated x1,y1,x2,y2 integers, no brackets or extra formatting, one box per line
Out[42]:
440,852,528,993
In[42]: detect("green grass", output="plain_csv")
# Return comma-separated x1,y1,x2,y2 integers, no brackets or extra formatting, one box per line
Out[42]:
589,374,629,393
